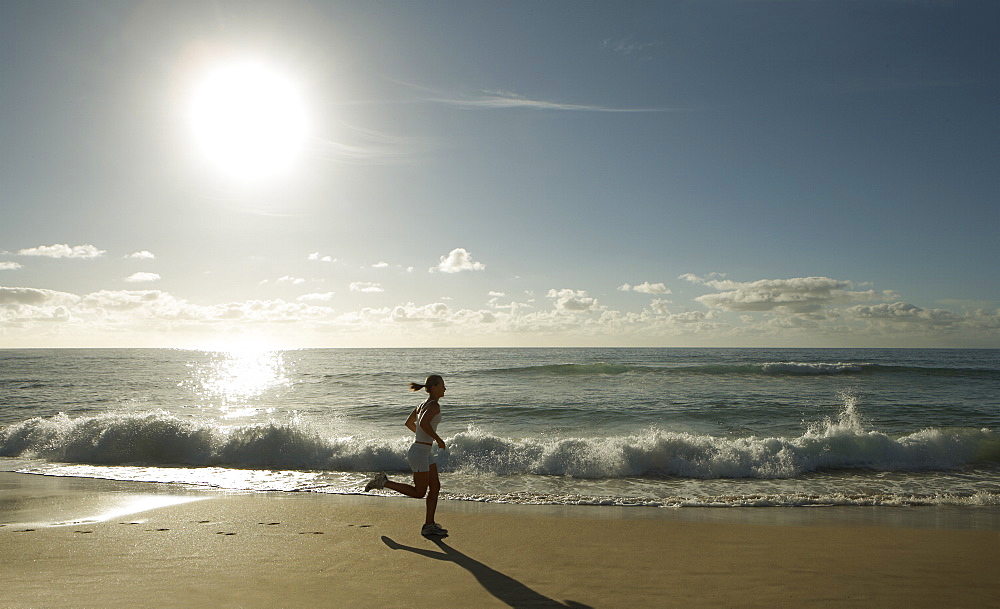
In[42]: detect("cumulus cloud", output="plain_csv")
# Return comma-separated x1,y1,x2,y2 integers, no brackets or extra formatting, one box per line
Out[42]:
0,287,81,326
0,262,23,270
431,248,486,273
547,288,601,312
123,272,161,283
0,285,346,336
389,302,452,323
679,272,727,284
307,252,334,262
83,289,170,311
277,276,306,285
0,286,80,307
350,282,384,293
832,302,1000,338
298,292,335,303
648,299,671,315
126,251,155,260
18,244,106,259
693,276,880,315
490,300,532,314
1,280,996,347
371,262,389,269
845,302,961,328
618,282,671,295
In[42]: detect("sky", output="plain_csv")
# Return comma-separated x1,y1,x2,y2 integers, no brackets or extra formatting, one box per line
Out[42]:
2,0,998,349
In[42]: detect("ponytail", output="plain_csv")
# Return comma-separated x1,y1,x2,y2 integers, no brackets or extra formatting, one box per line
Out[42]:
409,374,443,392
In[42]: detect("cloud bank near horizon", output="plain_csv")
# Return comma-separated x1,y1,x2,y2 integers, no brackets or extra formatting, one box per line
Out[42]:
2,271,997,348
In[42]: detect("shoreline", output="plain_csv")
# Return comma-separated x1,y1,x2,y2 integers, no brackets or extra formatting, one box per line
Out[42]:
4,471,1000,530
2,472,998,608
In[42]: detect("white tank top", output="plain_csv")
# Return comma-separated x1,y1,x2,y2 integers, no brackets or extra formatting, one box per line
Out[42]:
414,399,441,443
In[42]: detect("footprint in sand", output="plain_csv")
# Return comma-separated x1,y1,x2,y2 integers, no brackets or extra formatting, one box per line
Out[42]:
15,529,36,533
146,528,170,532
298,531,324,535
258,522,281,526
74,530,93,534
216,532,237,536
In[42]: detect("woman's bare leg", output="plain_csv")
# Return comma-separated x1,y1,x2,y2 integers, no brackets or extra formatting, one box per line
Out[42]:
425,464,441,525
384,471,429,498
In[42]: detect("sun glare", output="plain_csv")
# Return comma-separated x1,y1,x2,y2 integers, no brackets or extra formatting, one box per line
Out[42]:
185,348,291,417
188,60,308,180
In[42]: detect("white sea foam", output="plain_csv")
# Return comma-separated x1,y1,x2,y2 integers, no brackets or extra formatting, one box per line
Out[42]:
757,361,869,375
3,403,997,481
437,490,1000,508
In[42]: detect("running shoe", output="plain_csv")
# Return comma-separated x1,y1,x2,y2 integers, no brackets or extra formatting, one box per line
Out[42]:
421,523,448,537
364,472,387,491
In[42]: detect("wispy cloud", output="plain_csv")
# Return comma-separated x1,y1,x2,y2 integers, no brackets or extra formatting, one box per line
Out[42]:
126,250,155,260
0,261,23,271
313,123,426,165
386,77,680,113
429,89,676,113
601,36,663,59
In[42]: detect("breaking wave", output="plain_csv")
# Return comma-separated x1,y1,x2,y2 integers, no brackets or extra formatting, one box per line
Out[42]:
3,400,997,480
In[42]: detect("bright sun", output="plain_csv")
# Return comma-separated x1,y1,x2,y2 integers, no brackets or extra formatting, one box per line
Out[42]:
188,60,308,180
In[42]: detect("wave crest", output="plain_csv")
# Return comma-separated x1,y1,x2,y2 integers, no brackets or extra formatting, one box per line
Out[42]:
3,406,996,480
444,425,998,479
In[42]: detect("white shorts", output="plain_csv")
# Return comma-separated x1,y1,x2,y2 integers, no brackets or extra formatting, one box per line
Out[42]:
406,442,437,473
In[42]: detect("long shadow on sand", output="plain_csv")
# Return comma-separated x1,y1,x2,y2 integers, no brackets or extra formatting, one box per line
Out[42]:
381,536,592,609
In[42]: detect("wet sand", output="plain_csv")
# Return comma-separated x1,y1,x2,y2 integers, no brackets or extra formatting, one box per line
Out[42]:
1,472,998,608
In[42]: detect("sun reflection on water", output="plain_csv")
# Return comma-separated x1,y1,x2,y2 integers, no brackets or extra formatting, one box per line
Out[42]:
185,350,291,417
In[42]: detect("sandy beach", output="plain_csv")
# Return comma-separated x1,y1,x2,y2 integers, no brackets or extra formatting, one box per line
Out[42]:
1,472,998,609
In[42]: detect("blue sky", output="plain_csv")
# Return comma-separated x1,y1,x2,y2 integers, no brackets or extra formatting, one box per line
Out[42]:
2,0,998,348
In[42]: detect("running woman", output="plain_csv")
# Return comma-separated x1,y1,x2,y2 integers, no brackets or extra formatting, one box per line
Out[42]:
365,375,448,537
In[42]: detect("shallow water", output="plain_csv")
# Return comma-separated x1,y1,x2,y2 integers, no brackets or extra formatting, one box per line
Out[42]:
2,348,999,509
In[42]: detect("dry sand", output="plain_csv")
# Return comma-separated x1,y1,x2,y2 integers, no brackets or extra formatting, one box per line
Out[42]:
1,472,998,608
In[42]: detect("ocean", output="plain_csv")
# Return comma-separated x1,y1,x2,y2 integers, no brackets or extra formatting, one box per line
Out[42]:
2,348,999,510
